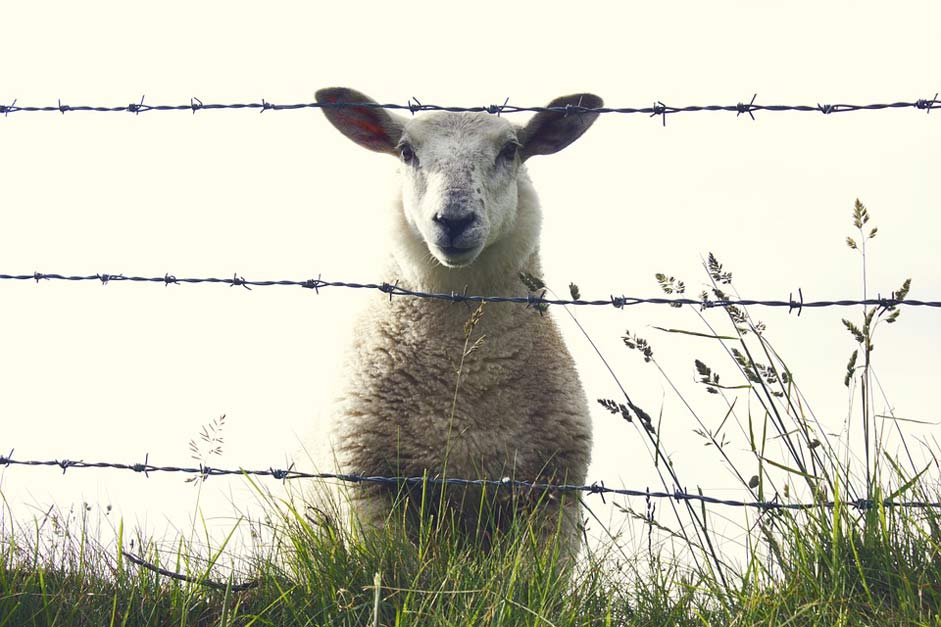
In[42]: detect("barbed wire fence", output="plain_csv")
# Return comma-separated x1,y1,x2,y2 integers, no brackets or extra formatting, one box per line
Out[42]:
0,271,937,313
1,94,939,125
4,446,940,591
3,451,937,513
5,450,939,593
3,91,940,591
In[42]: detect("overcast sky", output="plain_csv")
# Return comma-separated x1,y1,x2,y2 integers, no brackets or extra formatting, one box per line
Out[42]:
2,2,939,556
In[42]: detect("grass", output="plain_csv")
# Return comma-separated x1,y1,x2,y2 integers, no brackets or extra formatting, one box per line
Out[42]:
0,488,636,626
3,198,941,626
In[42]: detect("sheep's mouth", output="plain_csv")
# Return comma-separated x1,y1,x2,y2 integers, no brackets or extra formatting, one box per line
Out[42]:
434,244,482,268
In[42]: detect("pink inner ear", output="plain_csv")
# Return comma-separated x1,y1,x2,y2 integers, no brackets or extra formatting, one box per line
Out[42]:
334,108,388,146
323,93,388,140
346,111,385,137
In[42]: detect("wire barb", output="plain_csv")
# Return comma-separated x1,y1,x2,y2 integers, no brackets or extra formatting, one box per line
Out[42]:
788,288,804,316
486,97,510,116
132,453,151,478
736,93,758,120
915,93,938,114
589,481,607,504
229,273,251,290
875,292,901,314
379,280,399,302
56,459,78,474
650,101,669,126
269,463,294,481
302,274,323,294
127,95,148,115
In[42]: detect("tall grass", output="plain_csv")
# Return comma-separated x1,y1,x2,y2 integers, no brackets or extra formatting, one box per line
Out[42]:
613,198,941,624
2,198,940,625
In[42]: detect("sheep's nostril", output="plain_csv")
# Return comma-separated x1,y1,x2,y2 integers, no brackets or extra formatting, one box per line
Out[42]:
433,213,475,241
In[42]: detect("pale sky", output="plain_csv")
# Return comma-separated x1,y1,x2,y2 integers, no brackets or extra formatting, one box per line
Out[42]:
1,2,939,557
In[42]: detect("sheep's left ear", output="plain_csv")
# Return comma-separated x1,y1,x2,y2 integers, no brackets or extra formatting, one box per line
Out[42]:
315,87,404,155
518,93,603,160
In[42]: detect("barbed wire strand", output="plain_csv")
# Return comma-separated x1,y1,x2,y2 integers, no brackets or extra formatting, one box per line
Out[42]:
1,453,937,512
0,271,933,313
1,95,939,125
122,551,258,592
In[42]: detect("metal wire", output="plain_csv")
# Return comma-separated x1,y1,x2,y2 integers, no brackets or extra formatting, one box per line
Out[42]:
1,94,939,126
0,271,933,313
0,452,936,512
122,551,257,592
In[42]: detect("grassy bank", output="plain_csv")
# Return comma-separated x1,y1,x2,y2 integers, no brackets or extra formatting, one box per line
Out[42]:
3,479,941,626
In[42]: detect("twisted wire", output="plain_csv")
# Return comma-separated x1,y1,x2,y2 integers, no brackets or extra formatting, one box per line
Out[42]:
0,453,936,512
1,94,938,126
0,271,934,313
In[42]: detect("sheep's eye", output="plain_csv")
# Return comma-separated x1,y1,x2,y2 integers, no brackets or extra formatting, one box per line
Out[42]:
400,144,417,166
497,142,519,164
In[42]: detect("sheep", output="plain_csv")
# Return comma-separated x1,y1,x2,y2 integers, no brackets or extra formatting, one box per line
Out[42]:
312,87,601,556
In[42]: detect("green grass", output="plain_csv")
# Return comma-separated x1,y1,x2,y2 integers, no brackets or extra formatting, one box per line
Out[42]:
0,489,637,626
4,478,941,626
3,198,941,626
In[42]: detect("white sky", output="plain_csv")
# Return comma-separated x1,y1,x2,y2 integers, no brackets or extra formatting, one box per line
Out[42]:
1,2,939,558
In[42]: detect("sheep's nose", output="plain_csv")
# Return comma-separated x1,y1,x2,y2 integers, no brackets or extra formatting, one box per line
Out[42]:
433,213,475,241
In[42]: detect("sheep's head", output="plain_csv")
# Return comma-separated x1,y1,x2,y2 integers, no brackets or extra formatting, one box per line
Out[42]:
316,88,602,269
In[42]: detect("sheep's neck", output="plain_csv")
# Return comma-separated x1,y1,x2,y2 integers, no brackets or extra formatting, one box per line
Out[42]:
386,251,541,297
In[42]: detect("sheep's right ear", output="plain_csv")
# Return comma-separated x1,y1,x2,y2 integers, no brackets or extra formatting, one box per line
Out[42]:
518,93,603,160
315,88,404,155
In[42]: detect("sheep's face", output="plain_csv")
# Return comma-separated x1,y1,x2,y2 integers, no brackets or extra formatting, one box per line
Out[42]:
316,88,602,270
397,113,520,267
